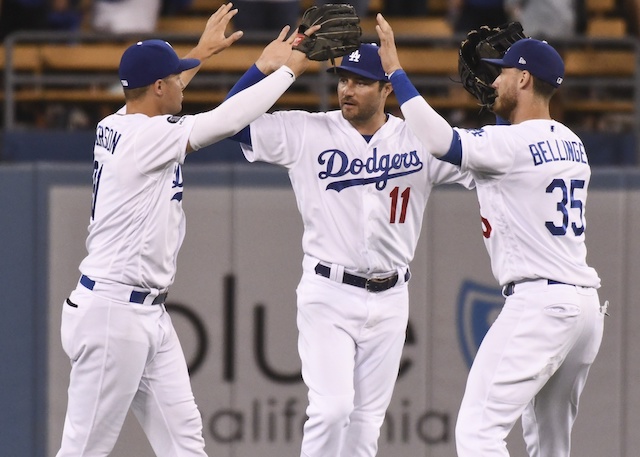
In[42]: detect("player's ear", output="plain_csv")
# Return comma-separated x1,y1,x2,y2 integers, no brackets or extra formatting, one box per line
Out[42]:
519,70,532,89
382,81,393,96
152,79,164,96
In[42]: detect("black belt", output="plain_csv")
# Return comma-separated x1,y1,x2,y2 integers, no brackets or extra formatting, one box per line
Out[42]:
503,279,568,297
80,274,167,305
314,263,410,293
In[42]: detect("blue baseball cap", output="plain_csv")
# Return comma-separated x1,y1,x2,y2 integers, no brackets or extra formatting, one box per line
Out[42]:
482,38,565,88
328,43,387,81
119,39,200,89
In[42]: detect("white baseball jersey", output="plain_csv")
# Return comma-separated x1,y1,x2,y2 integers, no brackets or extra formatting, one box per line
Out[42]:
242,108,472,457
58,111,207,457
79,111,195,290
242,110,474,273
393,76,604,457
59,66,300,456
453,121,604,457
455,119,601,288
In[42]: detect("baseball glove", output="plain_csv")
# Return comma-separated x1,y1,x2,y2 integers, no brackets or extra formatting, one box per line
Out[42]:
292,3,361,62
458,22,526,109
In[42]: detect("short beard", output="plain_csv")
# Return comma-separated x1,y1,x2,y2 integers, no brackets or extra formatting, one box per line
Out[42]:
340,101,379,124
491,92,517,121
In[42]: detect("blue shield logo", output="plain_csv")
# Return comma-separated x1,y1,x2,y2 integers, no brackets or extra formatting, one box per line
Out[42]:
456,279,504,369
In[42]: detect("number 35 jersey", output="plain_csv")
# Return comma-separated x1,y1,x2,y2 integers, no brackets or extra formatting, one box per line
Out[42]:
242,110,474,274
455,119,600,288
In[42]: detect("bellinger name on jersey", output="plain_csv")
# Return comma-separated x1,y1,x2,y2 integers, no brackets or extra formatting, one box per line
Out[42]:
317,147,423,192
529,138,588,167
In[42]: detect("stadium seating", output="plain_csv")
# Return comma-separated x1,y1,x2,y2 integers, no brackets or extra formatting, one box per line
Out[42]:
0,0,637,132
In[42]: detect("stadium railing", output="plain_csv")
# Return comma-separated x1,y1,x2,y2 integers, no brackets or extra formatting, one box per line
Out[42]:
2,29,639,158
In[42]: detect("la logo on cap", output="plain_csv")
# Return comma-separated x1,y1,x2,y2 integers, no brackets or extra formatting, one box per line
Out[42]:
518,57,526,64
348,50,361,62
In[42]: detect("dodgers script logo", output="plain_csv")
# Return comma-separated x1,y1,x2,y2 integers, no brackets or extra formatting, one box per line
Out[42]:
171,164,184,202
456,279,503,369
318,148,423,192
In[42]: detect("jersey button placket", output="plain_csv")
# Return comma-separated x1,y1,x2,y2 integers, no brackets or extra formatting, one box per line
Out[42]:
362,185,376,259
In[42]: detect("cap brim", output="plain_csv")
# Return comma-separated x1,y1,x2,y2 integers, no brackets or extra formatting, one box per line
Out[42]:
177,58,201,73
327,66,386,81
481,57,510,68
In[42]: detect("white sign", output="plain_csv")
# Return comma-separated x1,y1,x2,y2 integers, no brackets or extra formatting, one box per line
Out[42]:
46,174,625,456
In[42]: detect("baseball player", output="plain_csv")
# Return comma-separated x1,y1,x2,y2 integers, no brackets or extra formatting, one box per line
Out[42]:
225,43,474,456
56,5,315,456
376,14,606,457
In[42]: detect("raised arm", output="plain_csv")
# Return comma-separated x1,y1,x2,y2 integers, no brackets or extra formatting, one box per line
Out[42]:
180,3,244,88
187,52,309,153
226,25,301,101
187,3,353,152
375,13,457,161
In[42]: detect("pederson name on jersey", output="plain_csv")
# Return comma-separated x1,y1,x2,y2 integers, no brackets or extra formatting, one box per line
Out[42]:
95,125,122,155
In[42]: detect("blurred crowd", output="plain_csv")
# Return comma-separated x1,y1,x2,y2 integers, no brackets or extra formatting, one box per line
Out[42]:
1,0,638,132
0,0,192,39
2,0,639,39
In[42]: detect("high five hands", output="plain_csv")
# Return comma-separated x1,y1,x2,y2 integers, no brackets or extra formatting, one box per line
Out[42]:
375,13,403,77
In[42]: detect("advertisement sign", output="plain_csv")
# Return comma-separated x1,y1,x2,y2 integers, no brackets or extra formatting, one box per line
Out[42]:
46,170,622,456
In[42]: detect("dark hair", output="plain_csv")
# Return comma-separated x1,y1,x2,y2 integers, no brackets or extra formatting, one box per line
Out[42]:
532,76,557,100
123,85,151,101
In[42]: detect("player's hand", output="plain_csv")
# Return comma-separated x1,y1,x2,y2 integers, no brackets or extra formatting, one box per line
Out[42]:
255,26,297,75
191,3,244,61
375,13,403,76
283,24,321,77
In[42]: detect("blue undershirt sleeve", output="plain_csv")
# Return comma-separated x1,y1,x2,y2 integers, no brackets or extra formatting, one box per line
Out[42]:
439,130,463,166
229,124,252,145
390,69,461,165
226,64,269,145
225,64,267,100
388,70,420,105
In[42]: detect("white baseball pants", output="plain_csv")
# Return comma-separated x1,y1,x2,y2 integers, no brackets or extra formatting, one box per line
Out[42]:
56,286,206,456
296,257,409,457
455,280,605,457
